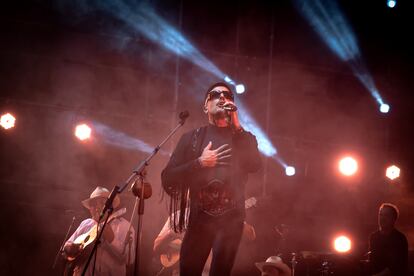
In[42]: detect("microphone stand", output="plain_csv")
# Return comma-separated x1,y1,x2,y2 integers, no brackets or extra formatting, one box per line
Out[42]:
81,111,189,276
52,216,76,270
81,204,113,276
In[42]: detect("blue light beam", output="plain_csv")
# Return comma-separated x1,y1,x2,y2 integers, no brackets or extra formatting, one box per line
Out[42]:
237,101,277,157
101,1,225,79
61,1,284,164
93,121,169,155
295,0,386,109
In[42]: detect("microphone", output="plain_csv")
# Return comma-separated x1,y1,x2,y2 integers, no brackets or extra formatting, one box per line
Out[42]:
223,103,237,112
179,110,190,125
179,110,189,120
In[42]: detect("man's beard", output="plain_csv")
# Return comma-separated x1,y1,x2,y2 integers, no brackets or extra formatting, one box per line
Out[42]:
212,110,231,125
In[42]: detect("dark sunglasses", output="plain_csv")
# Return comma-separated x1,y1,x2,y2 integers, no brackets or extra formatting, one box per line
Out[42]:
208,90,234,100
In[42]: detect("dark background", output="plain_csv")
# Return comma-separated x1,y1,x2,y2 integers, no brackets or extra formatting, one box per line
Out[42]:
0,0,413,275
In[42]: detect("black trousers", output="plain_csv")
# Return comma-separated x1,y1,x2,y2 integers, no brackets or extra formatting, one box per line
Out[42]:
179,212,244,276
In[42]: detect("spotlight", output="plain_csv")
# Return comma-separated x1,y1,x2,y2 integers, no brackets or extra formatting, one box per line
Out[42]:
333,235,351,253
238,101,278,157
387,0,396,8
296,1,386,113
0,113,16,130
75,123,92,141
379,103,390,113
224,76,233,84
285,166,296,176
235,84,245,94
338,156,358,176
386,165,400,180
223,76,245,94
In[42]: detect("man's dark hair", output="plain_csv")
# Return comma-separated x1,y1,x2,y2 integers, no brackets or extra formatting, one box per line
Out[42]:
380,203,399,220
204,82,234,101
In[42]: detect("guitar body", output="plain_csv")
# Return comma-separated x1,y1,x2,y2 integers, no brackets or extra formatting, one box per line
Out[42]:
159,239,182,268
160,251,180,268
64,245,94,276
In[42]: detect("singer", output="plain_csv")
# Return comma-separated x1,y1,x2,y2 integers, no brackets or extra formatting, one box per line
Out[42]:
161,82,261,275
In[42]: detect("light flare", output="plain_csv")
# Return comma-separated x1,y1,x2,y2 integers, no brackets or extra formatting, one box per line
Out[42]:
338,156,358,176
333,235,351,253
75,123,92,141
386,165,400,180
0,113,16,130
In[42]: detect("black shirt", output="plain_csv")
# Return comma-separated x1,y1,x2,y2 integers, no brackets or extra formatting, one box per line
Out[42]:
162,124,261,221
369,228,408,276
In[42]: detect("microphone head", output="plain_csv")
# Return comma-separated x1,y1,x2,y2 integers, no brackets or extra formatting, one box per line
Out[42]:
223,105,237,112
179,110,190,120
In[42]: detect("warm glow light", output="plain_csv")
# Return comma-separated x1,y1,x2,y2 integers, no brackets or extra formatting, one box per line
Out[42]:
386,165,400,180
333,235,351,253
0,113,16,130
75,124,92,141
338,157,358,176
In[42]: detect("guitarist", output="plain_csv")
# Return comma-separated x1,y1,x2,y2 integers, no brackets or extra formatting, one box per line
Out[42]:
63,186,135,276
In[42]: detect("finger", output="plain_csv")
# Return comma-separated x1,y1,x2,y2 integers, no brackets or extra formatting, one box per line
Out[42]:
214,144,230,152
218,154,231,160
216,161,230,166
204,141,212,150
217,148,232,157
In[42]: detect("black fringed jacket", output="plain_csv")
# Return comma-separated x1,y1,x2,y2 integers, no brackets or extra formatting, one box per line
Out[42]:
161,124,261,231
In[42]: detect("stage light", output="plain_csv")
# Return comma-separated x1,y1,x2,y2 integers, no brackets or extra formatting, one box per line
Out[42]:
238,101,277,157
296,0,386,112
333,235,351,253
386,165,400,180
235,84,245,94
387,0,396,8
224,76,233,83
285,166,296,176
379,103,390,113
92,121,160,154
75,123,92,141
103,1,226,79
338,157,358,176
57,1,281,163
0,113,16,130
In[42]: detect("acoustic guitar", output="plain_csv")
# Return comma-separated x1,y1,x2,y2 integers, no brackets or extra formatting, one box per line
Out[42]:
64,208,127,274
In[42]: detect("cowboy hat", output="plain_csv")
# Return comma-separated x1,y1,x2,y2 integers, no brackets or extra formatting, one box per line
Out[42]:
255,256,292,276
82,186,120,209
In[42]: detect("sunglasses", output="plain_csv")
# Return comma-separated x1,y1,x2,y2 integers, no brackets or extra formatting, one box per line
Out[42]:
208,90,234,101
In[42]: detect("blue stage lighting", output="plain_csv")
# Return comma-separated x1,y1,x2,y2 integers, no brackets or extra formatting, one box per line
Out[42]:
296,0,386,113
223,77,245,94
92,121,169,154
235,84,245,94
296,0,359,62
237,102,277,157
285,166,296,176
380,103,390,113
224,76,233,84
62,1,284,166
87,1,226,79
387,0,396,8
